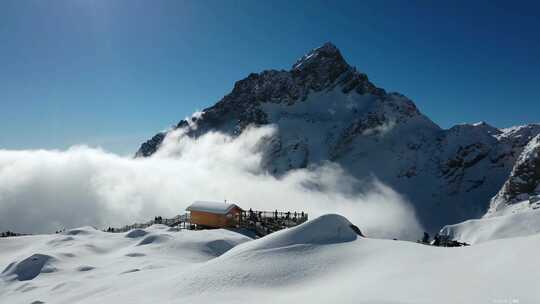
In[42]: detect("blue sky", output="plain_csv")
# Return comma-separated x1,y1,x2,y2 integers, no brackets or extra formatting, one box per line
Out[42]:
1,0,539,154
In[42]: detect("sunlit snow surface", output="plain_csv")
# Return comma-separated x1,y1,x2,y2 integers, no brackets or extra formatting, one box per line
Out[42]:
441,200,540,244
1,215,538,304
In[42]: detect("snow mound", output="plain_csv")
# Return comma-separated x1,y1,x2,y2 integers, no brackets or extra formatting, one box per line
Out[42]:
267,214,360,246
47,236,75,246
65,226,97,236
240,214,359,252
125,252,146,257
1,254,57,281
136,234,172,246
76,265,95,272
125,229,148,238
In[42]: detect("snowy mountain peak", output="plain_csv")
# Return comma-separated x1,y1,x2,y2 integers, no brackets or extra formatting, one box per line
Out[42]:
135,44,540,233
288,42,383,96
135,44,388,157
292,42,345,70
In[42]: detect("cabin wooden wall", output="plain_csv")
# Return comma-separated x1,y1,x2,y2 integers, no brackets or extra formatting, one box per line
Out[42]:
190,207,242,228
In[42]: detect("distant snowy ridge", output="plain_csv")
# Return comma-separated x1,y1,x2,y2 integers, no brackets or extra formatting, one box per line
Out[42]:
136,42,540,232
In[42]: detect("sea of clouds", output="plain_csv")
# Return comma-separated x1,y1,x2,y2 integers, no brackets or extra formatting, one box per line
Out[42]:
0,125,423,240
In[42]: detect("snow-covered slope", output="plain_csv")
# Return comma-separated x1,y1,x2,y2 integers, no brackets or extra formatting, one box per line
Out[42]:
136,43,540,232
440,202,540,244
440,134,540,243
2,215,540,303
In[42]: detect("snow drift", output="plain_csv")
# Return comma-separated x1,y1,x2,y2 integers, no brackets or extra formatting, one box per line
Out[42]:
2,215,539,304
228,214,360,252
1,254,57,281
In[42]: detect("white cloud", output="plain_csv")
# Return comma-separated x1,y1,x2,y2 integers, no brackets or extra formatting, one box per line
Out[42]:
362,120,396,136
0,126,423,240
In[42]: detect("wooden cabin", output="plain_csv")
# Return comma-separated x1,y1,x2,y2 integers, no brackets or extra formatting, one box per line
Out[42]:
186,201,243,228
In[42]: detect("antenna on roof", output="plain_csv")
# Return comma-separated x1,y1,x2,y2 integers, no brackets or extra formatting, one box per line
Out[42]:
224,199,227,204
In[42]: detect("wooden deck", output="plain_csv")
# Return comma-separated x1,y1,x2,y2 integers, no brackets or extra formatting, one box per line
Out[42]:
105,209,308,237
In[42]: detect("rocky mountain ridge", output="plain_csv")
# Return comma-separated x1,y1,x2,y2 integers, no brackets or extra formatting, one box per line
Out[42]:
486,133,540,215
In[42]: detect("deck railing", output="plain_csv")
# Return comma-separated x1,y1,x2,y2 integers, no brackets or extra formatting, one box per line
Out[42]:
104,214,191,233
237,210,308,236
104,209,307,236
239,210,308,223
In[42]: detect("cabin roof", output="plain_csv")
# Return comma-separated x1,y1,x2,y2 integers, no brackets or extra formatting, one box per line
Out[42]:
186,201,242,215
